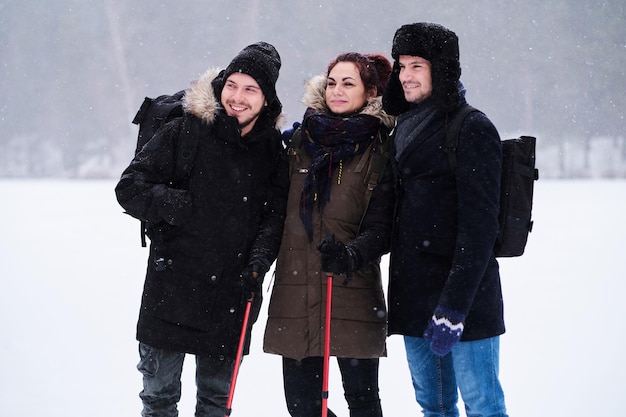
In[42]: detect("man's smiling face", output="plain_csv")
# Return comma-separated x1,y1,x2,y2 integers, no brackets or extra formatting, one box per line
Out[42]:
398,55,433,105
220,72,267,136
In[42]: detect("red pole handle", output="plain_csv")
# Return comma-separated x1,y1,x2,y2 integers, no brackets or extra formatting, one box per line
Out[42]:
224,299,252,417
322,274,333,417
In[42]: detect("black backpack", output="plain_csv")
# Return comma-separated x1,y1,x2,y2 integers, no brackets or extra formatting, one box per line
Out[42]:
131,91,198,246
444,104,539,257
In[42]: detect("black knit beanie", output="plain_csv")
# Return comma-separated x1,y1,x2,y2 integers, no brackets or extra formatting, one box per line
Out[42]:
383,23,461,115
212,41,282,119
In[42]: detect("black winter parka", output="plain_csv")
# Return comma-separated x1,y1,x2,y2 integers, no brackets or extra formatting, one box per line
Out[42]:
115,69,289,357
388,100,505,341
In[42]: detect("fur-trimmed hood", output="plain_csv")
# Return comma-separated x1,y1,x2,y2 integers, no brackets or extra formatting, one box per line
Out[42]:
183,68,221,125
302,74,396,129
182,68,283,129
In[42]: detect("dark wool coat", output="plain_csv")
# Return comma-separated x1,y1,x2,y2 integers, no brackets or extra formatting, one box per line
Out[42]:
263,75,396,360
388,100,506,341
115,69,289,357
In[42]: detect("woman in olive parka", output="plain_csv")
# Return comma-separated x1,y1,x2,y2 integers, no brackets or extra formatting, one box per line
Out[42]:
264,52,395,417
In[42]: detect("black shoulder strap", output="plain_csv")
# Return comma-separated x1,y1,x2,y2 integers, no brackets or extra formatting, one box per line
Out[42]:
363,131,390,191
289,127,302,151
285,127,303,178
172,116,198,186
444,104,479,169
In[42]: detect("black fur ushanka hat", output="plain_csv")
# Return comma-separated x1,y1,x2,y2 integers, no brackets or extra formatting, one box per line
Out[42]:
383,22,462,115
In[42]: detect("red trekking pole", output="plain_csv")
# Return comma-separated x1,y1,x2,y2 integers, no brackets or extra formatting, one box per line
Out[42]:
224,297,252,417
321,274,333,417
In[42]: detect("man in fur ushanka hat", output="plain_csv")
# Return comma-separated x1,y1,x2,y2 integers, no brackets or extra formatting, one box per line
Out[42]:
115,42,289,417
383,23,510,417
383,22,462,115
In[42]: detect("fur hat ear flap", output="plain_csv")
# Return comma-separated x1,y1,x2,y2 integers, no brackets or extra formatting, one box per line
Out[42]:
382,61,410,116
431,58,462,112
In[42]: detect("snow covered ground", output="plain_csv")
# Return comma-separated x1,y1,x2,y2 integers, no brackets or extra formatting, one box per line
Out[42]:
1,179,624,416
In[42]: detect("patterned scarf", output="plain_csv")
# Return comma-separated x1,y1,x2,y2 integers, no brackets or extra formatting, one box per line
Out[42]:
299,107,380,241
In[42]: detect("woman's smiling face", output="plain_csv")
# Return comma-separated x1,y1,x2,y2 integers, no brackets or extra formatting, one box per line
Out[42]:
325,62,373,116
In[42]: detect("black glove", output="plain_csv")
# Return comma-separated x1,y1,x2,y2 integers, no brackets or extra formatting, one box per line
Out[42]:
317,233,359,285
240,262,268,300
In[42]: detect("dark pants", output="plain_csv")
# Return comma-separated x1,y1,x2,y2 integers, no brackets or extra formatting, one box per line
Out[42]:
137,342,235,417
282,356,383,417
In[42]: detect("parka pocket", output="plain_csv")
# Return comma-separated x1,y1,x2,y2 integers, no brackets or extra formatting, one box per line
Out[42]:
147,267,221,331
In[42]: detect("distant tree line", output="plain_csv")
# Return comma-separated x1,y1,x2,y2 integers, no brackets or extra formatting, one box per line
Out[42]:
0,0,624,178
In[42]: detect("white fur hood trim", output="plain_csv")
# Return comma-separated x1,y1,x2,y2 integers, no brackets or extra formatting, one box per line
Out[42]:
182,68,222,125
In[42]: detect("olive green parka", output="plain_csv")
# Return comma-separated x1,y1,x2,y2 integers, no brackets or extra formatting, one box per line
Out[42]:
263,75,395,360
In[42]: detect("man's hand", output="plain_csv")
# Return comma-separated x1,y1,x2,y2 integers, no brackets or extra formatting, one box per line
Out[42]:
423,306,466,356
241,268,260,300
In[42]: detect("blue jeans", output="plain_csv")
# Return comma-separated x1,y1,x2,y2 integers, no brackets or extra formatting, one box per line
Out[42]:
137,342,235,417
403,336,508,417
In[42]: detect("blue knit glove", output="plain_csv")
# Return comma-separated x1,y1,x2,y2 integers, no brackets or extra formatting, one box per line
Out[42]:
423,306,466,356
